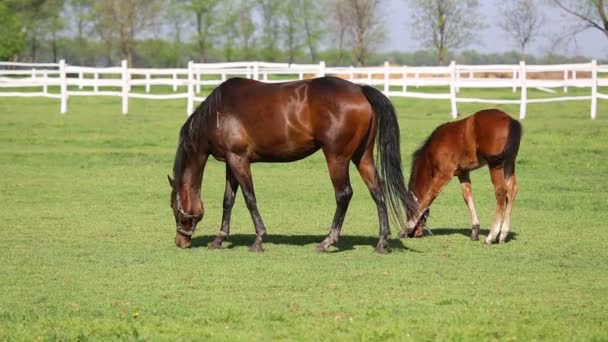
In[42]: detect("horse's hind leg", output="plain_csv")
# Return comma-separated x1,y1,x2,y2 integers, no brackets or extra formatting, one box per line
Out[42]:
226,153,267,252
499,174,519,243
486,167,508,244
317,156,352,253
209,164,239,249
458,172,481,240
354,152,391,253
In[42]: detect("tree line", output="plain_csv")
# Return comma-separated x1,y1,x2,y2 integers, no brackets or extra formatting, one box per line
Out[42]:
0,0,606,67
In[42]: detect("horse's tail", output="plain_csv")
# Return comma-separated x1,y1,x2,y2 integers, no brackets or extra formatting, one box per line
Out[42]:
503,118,522,180
360,85,417,226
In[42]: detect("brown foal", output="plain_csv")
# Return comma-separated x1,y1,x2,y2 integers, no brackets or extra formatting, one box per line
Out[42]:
400,109,522,244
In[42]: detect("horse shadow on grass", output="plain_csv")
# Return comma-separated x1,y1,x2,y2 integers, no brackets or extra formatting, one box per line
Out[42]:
191,231,418,253
429,227,519,242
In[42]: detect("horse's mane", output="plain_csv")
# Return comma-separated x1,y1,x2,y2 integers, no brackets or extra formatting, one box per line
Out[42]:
172,86,222,190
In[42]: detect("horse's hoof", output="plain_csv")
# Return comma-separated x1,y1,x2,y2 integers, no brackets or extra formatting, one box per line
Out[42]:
471,235,479,241
316,245,329,253
483,239,493,245
208,240,222,250
249,244,264,253
374,246,389,254
398,230,408,239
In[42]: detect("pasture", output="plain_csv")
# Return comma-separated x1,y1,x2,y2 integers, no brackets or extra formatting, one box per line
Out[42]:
1,88,607,340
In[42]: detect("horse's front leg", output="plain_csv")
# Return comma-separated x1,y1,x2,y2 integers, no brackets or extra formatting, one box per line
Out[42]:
317,158,352,253
209,164,239,249
458,172,481,241
227,154,267,252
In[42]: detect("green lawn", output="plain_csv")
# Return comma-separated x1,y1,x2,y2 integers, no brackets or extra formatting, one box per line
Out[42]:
1,90,607,340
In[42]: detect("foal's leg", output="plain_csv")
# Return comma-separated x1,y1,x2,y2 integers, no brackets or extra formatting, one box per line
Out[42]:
499,174,519,244
354,152,391,253
485,167,508,244
209,164,239,249
317,157,352,253
458,172,481,241
399,172,452,238
226,153,267,252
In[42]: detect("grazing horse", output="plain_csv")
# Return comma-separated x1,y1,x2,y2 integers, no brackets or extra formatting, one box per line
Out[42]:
399,109,522,244
168,76,417,253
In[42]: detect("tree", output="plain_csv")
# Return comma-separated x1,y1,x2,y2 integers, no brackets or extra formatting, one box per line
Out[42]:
93,0,162,66
348,0,386,66
7,0,51,61
42,0,65,62
328,0,351,64
177,0,220,62
67,0,93,65
550,0,608,40
283,0,304,64
299,0,324,62
499,0,543,61
0,3,25,60
258,0,283,62
235,0,257,60
408,0,483,65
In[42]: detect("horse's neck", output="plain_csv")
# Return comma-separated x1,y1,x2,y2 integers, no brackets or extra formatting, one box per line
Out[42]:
179,153,209,207
410,154,432,200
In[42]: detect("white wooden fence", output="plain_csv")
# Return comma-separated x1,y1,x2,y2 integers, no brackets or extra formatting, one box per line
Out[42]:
1,60,605,119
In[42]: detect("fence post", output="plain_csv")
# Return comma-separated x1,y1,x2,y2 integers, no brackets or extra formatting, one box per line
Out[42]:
591,60,597,120
93,71,98,93
455,64,460,93
172,72,177,92
349,65,354,81
79,71,84,89
318,61,326,77
145,73,150,93
187,61,194,116
253,61,259,80
383,61,390,94
121,60,129,115
196,71,201,93
519,61,527,120
42,70,48,95
449,61,458,119
59,59,67,114
563,69,568,93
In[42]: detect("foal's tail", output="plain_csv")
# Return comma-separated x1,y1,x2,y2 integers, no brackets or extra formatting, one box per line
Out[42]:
360,85,417,226
503,118,523,180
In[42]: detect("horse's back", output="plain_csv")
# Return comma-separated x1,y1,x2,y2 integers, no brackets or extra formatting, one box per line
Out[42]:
471,109,516,157
211,77,372,162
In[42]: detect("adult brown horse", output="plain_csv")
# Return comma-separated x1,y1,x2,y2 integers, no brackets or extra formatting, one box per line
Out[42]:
168,76,417,253
399,109,522,244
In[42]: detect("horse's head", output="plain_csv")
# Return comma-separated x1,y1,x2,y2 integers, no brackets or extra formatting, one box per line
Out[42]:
168,176,203,248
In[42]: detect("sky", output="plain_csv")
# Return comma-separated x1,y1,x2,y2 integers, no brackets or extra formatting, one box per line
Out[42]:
383,0,607,59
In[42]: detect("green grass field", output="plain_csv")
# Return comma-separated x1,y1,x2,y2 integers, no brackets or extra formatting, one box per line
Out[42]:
1,89,607,340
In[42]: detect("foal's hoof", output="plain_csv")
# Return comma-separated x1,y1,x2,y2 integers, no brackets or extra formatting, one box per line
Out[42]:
208,239,223,250
398,230,408,239
316,245,329,253
249,244,264,253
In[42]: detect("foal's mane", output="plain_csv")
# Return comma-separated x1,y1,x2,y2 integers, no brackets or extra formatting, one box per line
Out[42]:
172,86,222,190
409,121,450,188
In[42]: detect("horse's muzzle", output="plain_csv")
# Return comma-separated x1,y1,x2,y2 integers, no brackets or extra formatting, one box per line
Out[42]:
175,232,192,248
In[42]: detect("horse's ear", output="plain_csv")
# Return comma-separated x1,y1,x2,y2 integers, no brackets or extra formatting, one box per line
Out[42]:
167,175,175,188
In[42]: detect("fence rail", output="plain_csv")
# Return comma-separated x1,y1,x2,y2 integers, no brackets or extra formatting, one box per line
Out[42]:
0,60,605,119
